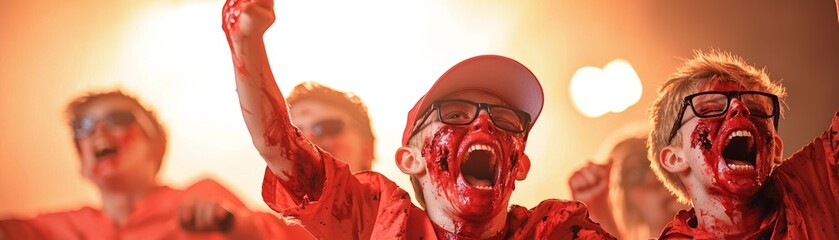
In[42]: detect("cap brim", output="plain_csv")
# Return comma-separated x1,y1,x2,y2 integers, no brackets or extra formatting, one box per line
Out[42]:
403,55,544,145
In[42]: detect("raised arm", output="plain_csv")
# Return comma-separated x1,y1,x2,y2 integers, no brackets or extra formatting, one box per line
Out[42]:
222,0,324,202
568,160,620,237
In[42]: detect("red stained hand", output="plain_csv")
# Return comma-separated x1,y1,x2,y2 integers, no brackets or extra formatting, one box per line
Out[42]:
568,159,613,203
178,197,235,232
222,0,275,41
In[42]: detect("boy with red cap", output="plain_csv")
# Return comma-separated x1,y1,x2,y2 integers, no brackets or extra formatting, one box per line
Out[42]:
221,0,613,239
648,50,839,239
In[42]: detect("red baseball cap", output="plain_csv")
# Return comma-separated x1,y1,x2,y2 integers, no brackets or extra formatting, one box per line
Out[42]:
401,55,544,145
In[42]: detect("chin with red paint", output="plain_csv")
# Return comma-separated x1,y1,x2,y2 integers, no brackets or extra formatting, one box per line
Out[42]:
423,123,524,221
687,114,775,197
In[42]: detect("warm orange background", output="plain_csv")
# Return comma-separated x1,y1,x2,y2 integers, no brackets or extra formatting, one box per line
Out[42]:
1,0,838,217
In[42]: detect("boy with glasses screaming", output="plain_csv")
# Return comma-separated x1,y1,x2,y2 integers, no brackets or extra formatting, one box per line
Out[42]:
222,0,613,238
648,50,839,239
0,90,310,239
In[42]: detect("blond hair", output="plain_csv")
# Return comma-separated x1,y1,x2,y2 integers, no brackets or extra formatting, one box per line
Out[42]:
647,49,786,204
287,81,376,150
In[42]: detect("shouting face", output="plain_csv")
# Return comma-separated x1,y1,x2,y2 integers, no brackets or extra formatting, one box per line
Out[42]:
411,90,530,223
673,81,782,198
73,97,161,191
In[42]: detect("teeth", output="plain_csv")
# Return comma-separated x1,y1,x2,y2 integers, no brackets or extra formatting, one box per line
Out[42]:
468,144,495,155
473,185,493,190
727,130,753,140
727,163,755,171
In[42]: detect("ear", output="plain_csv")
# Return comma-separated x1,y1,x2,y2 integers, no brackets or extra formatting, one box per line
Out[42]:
772,135,784,166
514,153,531,180
395,146,424,175
660,146,689,174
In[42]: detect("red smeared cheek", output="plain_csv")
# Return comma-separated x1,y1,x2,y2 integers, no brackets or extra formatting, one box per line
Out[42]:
691,119,724,180
692,123,714,151
752,118,775,181
497,135,524,194
422,126,464,196
92,126,143,176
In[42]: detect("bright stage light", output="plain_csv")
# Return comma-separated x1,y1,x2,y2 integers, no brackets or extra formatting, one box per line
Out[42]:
569,59,642,118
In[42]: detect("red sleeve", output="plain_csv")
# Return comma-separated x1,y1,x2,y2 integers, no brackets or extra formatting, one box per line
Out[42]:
775,108,839,195
658,209,696,240
827,109,839,163
0,219,51,240
261,150,386,239
0,208,102,240
766,108,839,238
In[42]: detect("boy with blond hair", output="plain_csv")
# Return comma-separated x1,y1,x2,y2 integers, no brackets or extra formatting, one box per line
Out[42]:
648,50,839,239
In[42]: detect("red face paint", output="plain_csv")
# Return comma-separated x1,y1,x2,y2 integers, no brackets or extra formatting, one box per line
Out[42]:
688,81,777,237
88,123,144,177
421,114,525,237
689,82,775,196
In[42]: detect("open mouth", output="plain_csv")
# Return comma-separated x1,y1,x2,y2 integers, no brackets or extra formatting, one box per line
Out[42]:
460,144,498,190
722,130,757,171
95,147,119,160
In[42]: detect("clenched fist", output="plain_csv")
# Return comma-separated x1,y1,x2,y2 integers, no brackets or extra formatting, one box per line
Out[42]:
568,160,613,203
222,0,275,42
178,197,235,232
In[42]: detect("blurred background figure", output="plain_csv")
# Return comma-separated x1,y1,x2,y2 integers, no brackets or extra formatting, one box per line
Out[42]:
568,123,685,239
286,81,376,173
275,81,376,240
0,90,309,239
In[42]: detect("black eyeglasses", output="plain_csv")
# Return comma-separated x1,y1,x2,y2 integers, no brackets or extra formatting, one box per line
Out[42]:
305,119,346,139
409,99,532,141
667,91,780,144
72,110,137,139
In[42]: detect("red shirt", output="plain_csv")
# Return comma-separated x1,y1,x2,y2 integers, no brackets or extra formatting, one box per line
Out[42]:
659,109,839,239
0,179,311,240
261,149,614,239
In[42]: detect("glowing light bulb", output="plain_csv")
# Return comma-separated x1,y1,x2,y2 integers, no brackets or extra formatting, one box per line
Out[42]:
569,59,642,118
